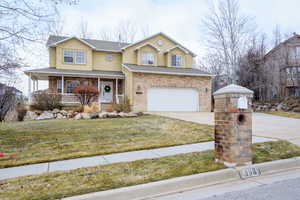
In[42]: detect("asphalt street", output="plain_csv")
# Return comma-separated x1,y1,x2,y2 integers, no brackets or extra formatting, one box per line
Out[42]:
200,177,300,200
151,168,300,200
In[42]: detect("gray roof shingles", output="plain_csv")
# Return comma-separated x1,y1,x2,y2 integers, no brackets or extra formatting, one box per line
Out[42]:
25,67,125,77
123,64,212,76
46,35,130,52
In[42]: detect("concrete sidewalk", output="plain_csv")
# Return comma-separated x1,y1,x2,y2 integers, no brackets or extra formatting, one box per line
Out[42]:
0,136,274,180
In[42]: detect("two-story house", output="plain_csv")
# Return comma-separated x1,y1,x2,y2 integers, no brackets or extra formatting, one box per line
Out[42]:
25,32,212,112
264,33,300,100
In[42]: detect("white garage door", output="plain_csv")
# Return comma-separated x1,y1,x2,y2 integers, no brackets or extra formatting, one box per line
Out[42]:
147,88,199,112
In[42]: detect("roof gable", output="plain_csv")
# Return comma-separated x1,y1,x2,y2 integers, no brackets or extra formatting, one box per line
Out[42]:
46,35,130,52
47,36,96,49
121,32,197,56
265,33,300,58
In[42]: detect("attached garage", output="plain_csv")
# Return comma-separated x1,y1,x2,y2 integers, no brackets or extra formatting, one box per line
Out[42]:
147,88,199,112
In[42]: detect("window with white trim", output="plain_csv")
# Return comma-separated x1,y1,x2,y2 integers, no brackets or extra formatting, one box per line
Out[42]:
171,54,182,66
106,54,113,61
66,80,80,94
63,49,86,64
57,79,62,93
289,46,300,59
142,52,154,65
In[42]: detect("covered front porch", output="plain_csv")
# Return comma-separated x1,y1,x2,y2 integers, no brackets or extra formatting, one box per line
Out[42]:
25,68,125,109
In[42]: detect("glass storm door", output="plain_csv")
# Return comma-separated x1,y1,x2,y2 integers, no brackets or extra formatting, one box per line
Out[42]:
101,81,113,103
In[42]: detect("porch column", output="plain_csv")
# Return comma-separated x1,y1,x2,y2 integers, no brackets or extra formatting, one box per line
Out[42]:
61,76,64,94
98,77,101,111
28,73,32,103
33,79,37,92
36,79,39,91
61,76,64,104
116,78,119,103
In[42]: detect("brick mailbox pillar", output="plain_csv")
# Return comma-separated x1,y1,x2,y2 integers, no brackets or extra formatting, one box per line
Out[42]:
213,84,254,167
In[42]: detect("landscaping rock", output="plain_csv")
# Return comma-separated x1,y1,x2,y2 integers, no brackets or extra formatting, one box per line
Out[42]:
60,110,68,115
90,113,99,119
293,106,300,113
74,113,82,120
23,111,38,121
81,112,91,119
36,111,54,120
52,108,60,114
118,112,128,117
98,112,109,118
56,113,65,119
107,112,118,118
127,112,138,117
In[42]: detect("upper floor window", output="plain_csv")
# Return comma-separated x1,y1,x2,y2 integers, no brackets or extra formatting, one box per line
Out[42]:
142,52,154,65
171,54,182,66
106,54,113,61
63,49,86,64
289,46,300,59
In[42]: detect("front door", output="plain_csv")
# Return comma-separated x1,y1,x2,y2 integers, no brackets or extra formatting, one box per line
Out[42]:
101,81,113,103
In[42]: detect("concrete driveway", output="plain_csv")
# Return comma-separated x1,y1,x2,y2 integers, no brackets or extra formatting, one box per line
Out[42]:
153,112,300,146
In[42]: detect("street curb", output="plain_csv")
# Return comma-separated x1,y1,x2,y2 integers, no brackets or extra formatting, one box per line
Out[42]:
64,157,300,200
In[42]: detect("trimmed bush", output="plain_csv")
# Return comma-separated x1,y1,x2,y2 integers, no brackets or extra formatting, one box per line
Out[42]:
73,85,99,105
112,97,131,113
32,91,62,111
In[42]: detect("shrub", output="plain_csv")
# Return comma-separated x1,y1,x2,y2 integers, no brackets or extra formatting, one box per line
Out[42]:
32,91,62,111
16,104,27,121
112,97,131,113
73,85,99,105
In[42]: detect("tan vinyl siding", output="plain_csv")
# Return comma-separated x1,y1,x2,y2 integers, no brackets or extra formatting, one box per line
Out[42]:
93,52,122,71
49,47,56,67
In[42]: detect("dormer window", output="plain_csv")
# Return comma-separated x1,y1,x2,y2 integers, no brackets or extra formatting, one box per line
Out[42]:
63,49,86,64
142,52,154,65
171,54,182,67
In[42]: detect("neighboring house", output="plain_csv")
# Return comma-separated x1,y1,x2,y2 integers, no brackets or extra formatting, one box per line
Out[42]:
264,33,300,100
0,83,23,98
25,32,212,112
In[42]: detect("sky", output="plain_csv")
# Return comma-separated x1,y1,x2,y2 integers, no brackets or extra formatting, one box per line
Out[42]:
17,0,300,95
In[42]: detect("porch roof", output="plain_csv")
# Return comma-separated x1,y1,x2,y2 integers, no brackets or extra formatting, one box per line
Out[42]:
24,67,125,80
122,64,213,77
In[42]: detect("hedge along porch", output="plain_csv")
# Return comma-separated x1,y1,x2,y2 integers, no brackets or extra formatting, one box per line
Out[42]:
25,68,125,111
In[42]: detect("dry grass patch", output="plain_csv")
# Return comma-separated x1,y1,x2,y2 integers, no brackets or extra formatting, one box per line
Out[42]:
263,111,300,119
1,141,300,200
0,115,213,168
0,151,224,200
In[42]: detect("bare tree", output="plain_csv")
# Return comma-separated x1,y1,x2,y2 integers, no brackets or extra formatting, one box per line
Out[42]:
97,20,151,43
78,17,93,38
236,34,268,101
201,0,255,84
0,0,76,77
0,84,17,121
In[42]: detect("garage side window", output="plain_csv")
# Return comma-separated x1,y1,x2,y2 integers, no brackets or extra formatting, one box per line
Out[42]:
142,52,154,65
171,54,182,67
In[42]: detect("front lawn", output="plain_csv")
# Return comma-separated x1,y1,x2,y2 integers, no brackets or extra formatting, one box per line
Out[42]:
263,111,300,119
0,141,299,200
0,115,213,168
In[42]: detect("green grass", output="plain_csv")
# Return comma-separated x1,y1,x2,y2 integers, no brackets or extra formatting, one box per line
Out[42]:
0,141,299,200
0,115,213,168
263,111,300,119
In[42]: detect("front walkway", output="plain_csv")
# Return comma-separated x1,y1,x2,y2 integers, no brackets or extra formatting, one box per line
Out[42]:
0,136,274,180
153,112,300,146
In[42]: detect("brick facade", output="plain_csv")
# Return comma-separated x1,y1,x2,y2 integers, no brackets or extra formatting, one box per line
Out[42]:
132,72,212,112
214,91,253,166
